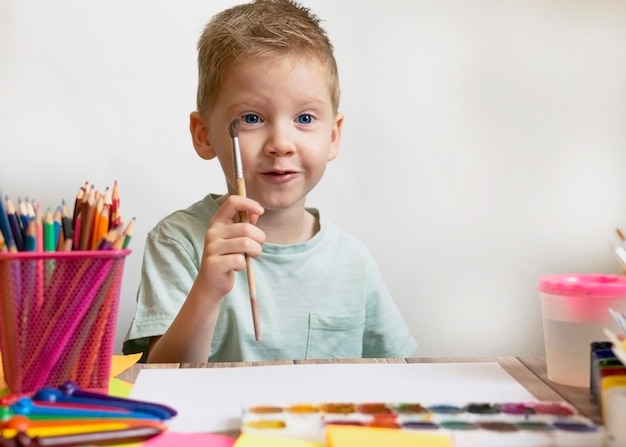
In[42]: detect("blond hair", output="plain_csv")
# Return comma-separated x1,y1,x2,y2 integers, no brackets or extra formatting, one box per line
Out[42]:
196,0,340,116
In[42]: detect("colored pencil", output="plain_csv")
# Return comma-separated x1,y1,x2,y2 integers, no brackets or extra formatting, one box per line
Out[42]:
97,228,118,251
112,223,125,250
33,202,43,252
110,180,120,229
72,181,87,224
61,200,74,245
43,208,56,252
24,219,37,252
0,192,16,252
121,217,135,249
18,197,30,237
0,227,6,252
53,205,62,246
90,195,105,250
103,185,112,218
6,197,25,251
72,215,82,250
78,187,96,251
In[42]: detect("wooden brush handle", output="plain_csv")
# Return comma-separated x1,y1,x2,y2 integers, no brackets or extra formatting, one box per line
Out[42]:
235,176,261,340
236,178,249,223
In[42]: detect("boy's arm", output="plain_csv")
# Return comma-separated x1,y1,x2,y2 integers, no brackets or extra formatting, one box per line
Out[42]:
146,195,265,363
146,278,222,363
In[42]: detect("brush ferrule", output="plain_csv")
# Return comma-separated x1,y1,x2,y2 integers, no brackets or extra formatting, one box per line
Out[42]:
232,137,244,178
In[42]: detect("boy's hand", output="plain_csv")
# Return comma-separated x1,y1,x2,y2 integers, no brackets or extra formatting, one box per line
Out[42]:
198,195,265,299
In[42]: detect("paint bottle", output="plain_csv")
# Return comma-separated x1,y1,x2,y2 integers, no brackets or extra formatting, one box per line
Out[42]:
603,381,626,447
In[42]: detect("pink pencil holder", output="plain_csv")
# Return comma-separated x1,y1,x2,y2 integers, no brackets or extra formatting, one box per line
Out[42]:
0,250,130,394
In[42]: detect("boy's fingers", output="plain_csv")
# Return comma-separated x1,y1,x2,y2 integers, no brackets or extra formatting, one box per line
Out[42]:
213,195,264,224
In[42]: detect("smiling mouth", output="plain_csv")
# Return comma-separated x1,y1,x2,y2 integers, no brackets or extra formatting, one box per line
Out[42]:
261,170,299,181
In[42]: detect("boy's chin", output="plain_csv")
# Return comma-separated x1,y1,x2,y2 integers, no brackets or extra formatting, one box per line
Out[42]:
257,197,308,213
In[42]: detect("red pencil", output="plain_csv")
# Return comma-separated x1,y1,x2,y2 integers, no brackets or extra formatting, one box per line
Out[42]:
110,180,121,229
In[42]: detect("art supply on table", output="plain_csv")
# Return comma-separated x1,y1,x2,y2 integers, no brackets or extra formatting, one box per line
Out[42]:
589,342,623,404
588,328,626,446
324,425,454,447
537,274,626,387
229,119,261,341
610,307,626,334
604,320,626,367
0,381,174,446
614,245,626,273
129,362,539,433
0,249,131,394
241,400,604,447
0,181,136,392
0,426,165,447
603,385,626,447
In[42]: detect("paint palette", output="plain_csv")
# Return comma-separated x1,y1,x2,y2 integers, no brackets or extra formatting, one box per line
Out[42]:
241,401,604,446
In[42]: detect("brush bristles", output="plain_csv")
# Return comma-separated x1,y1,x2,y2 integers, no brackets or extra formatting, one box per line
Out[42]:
229,119,240,138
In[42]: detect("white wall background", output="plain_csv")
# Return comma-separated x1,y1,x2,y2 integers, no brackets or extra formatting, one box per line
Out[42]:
1,0,625,358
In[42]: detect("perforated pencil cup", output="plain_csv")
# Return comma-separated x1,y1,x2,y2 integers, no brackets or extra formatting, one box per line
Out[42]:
537,274,626,388
0,250,130,394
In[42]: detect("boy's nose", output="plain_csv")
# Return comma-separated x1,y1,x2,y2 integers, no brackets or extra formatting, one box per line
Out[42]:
263,125,295,157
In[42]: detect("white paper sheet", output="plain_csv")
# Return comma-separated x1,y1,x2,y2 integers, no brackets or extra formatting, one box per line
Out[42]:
129,362,537,432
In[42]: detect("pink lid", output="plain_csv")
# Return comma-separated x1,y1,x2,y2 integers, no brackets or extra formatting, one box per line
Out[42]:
537,274,626,297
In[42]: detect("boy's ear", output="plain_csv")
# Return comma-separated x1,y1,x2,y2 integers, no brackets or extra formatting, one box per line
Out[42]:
190,111,217,160
327,112,344,161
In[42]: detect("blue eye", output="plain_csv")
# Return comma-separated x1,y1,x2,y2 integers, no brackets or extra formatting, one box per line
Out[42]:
297,114,313,125
243,114,260,124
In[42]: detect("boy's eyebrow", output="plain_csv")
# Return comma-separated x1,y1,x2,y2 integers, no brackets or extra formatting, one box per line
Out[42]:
227,97,329,113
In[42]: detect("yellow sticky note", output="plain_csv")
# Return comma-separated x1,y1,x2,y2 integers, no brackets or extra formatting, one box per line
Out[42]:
234,433,325,447
110,353,143,377
326,425,453,447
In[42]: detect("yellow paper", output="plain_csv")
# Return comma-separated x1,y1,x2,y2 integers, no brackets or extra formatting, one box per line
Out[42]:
235,433,325,447
326,425,453,447
110,353,143,377
109,377,134,397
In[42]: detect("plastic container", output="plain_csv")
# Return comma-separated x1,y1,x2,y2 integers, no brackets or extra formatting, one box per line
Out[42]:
0,250,130,393
537,274,626,387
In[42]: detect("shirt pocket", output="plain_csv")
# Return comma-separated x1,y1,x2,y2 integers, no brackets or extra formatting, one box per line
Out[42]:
305,312,366,359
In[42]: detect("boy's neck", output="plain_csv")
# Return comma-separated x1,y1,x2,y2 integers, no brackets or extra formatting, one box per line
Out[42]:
258,207,319,245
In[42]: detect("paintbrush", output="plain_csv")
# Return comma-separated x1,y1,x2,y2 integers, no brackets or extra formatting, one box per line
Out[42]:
229,119,261,341
615,245,626,274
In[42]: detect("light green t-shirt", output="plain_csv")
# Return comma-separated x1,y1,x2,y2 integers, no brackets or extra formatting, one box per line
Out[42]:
123,194,417,362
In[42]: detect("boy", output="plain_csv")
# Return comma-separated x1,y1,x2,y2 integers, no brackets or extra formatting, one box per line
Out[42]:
123,0,417,363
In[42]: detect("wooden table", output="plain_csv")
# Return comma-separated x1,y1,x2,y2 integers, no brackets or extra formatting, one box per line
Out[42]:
117,356,601,426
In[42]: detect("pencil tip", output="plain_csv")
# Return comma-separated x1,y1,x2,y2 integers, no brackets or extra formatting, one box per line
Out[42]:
228,119,240,138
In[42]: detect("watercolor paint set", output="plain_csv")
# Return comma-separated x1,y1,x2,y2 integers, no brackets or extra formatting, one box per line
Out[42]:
241,400,604,447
